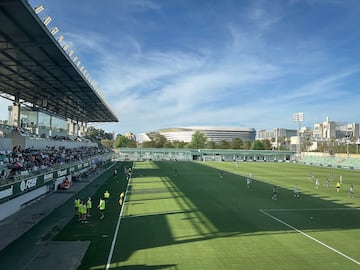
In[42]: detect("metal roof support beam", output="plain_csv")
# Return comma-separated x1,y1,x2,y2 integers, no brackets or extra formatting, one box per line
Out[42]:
34,5,44,14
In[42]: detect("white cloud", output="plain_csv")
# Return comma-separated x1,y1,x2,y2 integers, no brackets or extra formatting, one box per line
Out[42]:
246,0,285,33
121,0,162,12
284,69,359,101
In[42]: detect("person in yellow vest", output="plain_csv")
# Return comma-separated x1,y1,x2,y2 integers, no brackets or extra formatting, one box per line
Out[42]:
336,181,341,192
104,190,110,200
86,197,92,217
98,198,106,219
77,200,83,221
80,201,88,223
119,191,125,205
74,197,81,218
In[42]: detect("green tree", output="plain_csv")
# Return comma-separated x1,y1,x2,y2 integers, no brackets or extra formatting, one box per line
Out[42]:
86,126,113,142
303,137,313,152
153,134,167,148
231,138,243,149
97,128,105,139
86,126,98,141
142,141,154,148
218,140,231,149
243,140,252,149
207,141,217,149
114,134,137,148
101,139,113,148
278,136,287,150
329,137,336,154
251,140,265,150
190,131,207,149
86,126,116,147
164,141,174,148
262,139,272,150
317,140,326,152
104,132,114,141
172,140,188,148
141,134,168,148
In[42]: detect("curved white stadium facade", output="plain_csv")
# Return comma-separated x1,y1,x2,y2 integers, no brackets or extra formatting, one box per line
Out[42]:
158,126,256,143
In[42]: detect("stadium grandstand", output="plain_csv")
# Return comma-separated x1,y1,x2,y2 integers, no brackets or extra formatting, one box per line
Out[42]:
0,0,118,221
0,0,118,150
139,126,256,143
298,154,360,170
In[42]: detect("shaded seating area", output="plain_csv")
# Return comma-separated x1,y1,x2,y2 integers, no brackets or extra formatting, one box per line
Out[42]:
0,144,111,186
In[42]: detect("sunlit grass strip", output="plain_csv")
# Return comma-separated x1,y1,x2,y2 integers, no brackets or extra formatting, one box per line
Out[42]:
259,208,360,266
105,164,134,270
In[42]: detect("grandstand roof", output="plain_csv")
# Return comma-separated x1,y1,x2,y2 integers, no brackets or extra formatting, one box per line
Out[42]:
0,0,118,123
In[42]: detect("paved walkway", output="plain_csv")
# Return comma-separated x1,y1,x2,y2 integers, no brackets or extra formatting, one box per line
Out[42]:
0,166,112,270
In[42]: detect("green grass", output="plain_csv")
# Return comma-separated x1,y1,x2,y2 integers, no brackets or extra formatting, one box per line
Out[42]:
53,161,133,270
55,161,360,270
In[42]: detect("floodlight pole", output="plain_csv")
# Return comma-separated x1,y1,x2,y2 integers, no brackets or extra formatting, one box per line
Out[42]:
293,112,304,159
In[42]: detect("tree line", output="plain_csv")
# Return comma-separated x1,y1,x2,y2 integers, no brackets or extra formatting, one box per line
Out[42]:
86,127,360,153
140,131,273,150
86,127,273,150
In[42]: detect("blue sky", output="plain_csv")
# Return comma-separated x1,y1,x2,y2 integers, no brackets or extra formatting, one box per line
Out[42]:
2,0,360,136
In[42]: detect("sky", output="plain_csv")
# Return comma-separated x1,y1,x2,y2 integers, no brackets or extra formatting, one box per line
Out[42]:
2,0,360,136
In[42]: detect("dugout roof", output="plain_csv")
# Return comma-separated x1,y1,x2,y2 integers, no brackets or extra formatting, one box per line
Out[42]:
0,0,118,123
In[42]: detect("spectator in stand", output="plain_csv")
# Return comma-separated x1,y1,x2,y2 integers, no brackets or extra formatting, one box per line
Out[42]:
63,177,71,189
3,145,109,183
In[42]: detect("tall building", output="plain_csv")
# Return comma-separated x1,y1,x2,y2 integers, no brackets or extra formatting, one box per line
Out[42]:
161,126,256,143
336,122,359,138
313,117,336,140
138,133,152,144
124,132,136,141
141,126,256,143
257,128,297,148
313,117,359,140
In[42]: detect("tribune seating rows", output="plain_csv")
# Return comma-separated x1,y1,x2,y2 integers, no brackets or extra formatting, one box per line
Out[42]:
0,145,110,186
300,156,360,169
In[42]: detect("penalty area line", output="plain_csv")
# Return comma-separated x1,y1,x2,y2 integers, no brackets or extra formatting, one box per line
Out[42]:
105,165,133,270
259,209,360,266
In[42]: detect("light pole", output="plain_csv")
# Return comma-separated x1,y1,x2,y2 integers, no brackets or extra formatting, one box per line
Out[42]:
293,112,304,159
345,134,349,157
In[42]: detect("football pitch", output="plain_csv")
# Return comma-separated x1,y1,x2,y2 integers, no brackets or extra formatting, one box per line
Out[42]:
56,161,360,270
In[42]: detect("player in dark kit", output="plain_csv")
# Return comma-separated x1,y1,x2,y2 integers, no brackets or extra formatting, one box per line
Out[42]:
272,185,278,200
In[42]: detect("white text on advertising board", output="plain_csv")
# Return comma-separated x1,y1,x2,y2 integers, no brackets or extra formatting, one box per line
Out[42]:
0,185,13,199
44,173,54,182
57,169,67,177
20,178,37,192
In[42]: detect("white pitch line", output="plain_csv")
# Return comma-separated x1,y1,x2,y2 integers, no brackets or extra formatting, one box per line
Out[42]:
259,209,360,266
105,165,133,270
260,208,360,212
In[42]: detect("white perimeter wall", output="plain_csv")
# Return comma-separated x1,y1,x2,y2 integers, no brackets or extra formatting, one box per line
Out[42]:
0,185,49,221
